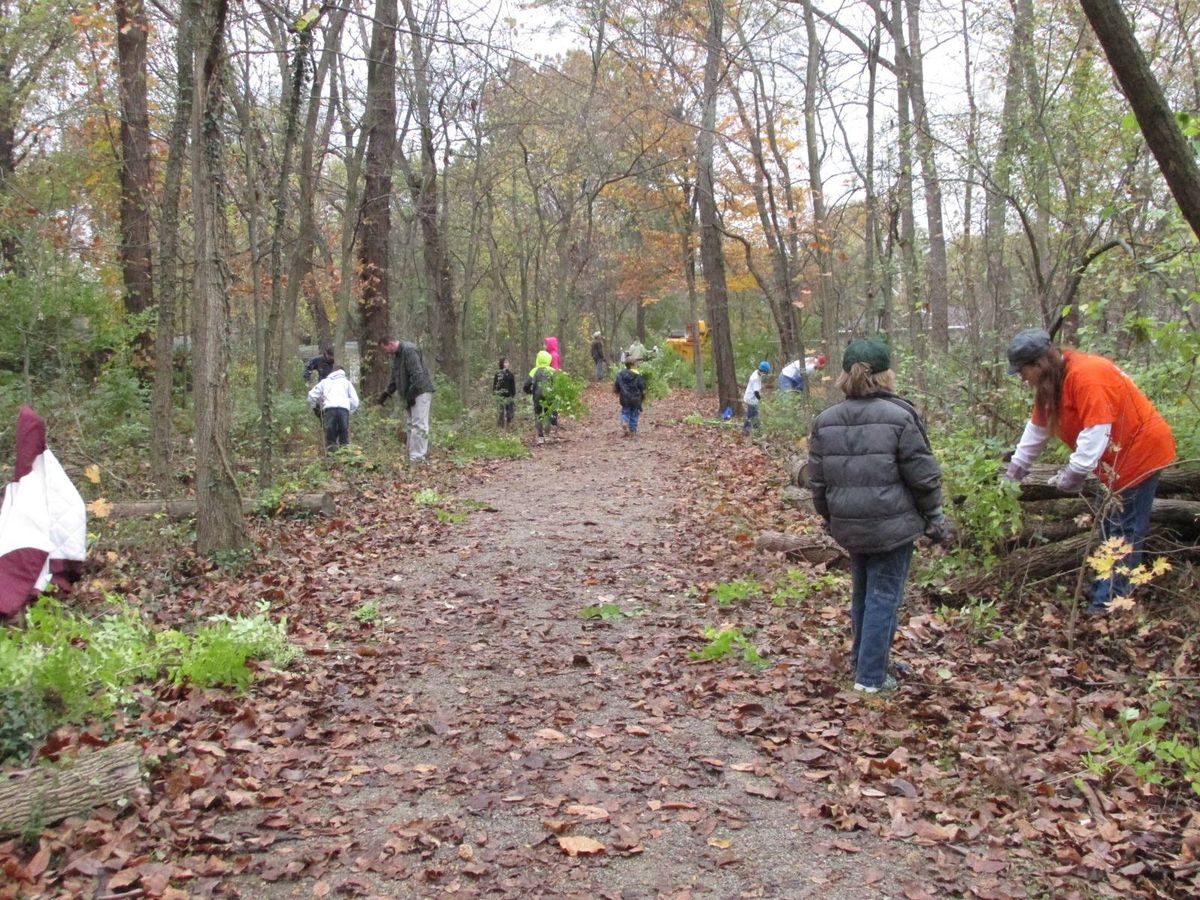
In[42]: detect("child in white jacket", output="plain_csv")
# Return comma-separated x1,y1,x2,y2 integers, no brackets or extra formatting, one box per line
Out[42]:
307,367,360,451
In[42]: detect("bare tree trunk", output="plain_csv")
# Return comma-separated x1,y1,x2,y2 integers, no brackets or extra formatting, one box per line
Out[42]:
357,0,398,397
150,10,195,490
1080,0,1200,241
115,0,153,357
865,27,886,337
984,0,1032,339
680,176,705,393
698,0,737,413
259,20,315,486
400,0,459,383
885,0,921,357
904,0,949,352
803,1,835,358
191,0,246,555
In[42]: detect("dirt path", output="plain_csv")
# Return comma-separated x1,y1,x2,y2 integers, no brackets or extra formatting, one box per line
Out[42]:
216,387,932,899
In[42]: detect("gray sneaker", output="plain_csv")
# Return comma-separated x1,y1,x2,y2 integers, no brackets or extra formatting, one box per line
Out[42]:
853,674,899,694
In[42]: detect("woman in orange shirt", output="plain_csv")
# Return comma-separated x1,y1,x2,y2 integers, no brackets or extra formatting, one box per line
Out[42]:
1001,329,1175,615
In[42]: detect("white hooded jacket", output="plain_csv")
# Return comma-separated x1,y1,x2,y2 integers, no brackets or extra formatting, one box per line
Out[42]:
308,369,360,412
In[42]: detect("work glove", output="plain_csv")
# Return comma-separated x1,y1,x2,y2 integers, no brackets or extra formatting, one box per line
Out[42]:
312,407,322,420
925,513,955,546
376,391,391,406
1049,466,1087,494
1002,461,1029,483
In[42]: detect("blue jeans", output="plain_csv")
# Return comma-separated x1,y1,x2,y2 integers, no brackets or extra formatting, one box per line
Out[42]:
620,404,641,434
742,403,760,435
849,543,914,688
595,359,606,381
1092,472,1160,609
779,374,804,391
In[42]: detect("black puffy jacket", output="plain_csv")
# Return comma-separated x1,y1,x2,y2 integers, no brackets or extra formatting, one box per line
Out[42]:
808,393,942,553
385,341,435,408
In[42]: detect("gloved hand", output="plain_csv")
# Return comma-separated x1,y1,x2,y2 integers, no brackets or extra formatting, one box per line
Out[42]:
1003,460,1029,483
1049,466,1087,493
925,513,955,545
377,391,391,406
312,407,322,419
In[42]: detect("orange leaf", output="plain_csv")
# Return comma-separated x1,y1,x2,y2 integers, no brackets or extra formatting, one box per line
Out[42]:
557,835,605,857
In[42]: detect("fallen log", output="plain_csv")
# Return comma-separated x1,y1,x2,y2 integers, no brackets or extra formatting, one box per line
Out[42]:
755,531,847,567
1014,498,1200,545
788,456,809,488
1018,462,1200,501
0,742,142,836
781,485,813,511
107,493,334,519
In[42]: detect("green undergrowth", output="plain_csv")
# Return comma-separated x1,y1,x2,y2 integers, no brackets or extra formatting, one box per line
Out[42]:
0,596,297,765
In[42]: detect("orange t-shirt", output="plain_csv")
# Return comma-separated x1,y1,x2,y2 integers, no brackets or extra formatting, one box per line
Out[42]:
1031,350,1175,490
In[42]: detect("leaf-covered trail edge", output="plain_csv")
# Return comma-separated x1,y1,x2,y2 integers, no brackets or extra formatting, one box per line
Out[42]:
4,386,1195,898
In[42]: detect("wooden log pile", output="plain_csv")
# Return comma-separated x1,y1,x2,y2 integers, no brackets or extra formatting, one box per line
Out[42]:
775,456,1199,595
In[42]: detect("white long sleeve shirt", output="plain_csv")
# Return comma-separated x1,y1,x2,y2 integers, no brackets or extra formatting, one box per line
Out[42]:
744,370,763,406
308,369,360,412
1012,419,1112,474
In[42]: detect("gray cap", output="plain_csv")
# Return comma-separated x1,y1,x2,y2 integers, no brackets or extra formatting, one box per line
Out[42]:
1006,328,1052,374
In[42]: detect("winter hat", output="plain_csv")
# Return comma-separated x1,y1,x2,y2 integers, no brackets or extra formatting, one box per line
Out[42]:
842,339,891,374
592,331,602,338
535,350,552,368
1006,328,1053,374
758,361,771,373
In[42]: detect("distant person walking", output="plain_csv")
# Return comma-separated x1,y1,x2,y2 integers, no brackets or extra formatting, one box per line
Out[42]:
742,361,770,435
545,336,562,370
591,332,607,381
524,350,556,444
1001,328,1175,615
308,366,360,452
808,339,949,694
613,347,647,437
377,337,436,463
303,345,336,383
492,357,516,428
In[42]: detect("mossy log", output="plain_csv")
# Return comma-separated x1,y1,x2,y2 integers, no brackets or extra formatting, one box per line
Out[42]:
0,743,142,836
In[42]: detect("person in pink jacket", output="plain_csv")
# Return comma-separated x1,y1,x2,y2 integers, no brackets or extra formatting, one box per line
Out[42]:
544,336,561,370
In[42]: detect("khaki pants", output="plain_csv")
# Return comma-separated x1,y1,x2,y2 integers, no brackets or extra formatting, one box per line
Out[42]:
406,392,432,461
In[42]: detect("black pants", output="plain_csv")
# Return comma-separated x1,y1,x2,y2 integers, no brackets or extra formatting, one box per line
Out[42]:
497,399,514,427
322,407,350,451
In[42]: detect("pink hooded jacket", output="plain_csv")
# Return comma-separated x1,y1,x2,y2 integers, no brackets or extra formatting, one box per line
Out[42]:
544,336,561,370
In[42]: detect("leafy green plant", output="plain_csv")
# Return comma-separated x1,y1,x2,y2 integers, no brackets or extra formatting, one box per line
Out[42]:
935,597,1003,642
689,625,767,668
413,488,442,506
435,508,467,524
440,430,529,465
541,370,587,420
1085,697,1200,798
933,431,1024,561
0,596,297,763
351,601,381,623
711,577,762,607
770,569,848,606
579,602,625,620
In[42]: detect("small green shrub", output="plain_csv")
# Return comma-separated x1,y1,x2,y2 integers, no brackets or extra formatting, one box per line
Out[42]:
1085,694,1200,798
770,569,848,606
689,625,767,668
352,601,381,623
579,602,625,620
0,596,297,763
711,577,762,607
542,370,587,420
935,597,1003,642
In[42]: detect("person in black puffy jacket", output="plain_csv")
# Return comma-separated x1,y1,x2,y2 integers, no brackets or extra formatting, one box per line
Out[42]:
808,338,950,694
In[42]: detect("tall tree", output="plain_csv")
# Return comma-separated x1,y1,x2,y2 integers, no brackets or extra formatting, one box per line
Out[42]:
399,0,459,382
903,0,950,351
357,0,398,396
115,0,153,349
191,0,247,554
697,0,736,413
150,6,196,489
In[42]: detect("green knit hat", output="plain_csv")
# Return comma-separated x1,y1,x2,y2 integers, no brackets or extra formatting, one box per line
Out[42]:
842,339,891,374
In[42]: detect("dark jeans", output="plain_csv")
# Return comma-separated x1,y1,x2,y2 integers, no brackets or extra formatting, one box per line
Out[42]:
595,359,606,380
742,403,760,435
496,399,514,427
849,542,914,689
322,407,350,451
1092,472,1160,609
